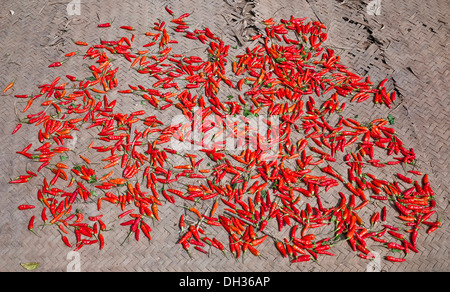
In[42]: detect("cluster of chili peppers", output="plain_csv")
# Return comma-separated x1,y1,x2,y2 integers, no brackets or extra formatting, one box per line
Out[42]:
9,8,441,266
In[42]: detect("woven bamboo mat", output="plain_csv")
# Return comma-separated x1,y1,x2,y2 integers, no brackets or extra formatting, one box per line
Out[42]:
0,0,448,272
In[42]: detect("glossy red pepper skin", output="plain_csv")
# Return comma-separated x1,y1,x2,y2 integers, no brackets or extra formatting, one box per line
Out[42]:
18,205,35,210
48,62,62,68
385,256,406,262
276,242,287,258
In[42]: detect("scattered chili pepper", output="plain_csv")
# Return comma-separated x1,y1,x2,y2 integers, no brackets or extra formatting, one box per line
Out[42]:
7,11,441,267
3,78,16,93
18,205,35,211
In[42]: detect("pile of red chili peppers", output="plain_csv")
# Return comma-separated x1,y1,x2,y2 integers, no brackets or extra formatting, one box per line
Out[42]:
9,8,441,266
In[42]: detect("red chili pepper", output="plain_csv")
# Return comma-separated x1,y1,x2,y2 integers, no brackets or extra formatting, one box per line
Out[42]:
3,78,16,93
385,256,406,262
426,223,441,234
291,254,311,263
189,225,201,242
396,173,413,184
178,230,193,244
98,22,112,28
381,206,387,221
61,235,71,248
139,222,151,240
212,238,227,257
370,212,380,225
276,241,287,258
165,6,174,15
18,205,35,210
48,62,62,68
120,26,135,31
88,215,103,221
28,216,37,235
